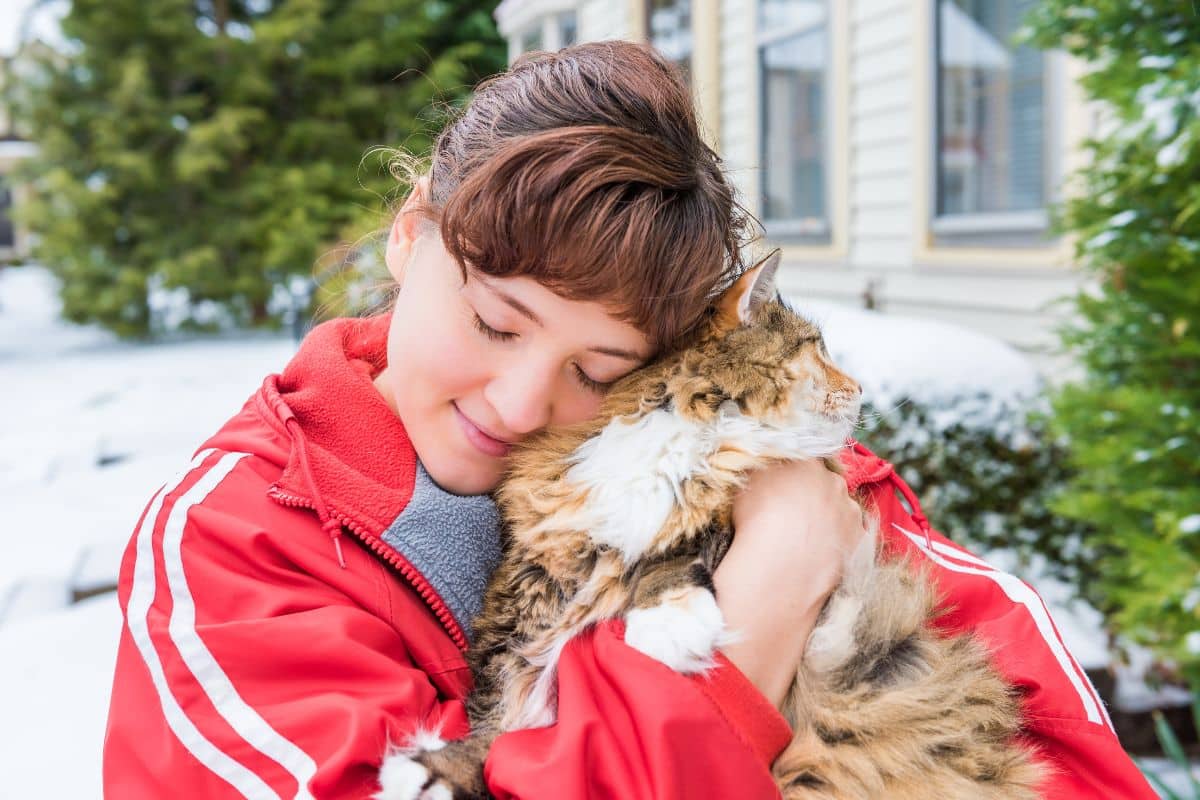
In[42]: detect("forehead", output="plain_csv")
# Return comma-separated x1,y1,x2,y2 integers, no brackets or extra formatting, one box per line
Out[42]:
761,302,821,339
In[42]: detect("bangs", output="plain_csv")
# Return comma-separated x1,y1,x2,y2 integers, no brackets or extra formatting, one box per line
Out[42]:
430,126,744,355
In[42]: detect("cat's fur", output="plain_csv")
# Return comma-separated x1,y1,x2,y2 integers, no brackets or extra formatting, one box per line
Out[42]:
376,252,1045,800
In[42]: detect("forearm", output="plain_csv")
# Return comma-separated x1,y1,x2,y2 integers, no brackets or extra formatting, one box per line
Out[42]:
713,537,838,708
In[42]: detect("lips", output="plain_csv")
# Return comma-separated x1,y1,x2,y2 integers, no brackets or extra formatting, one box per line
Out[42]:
453,402,513,458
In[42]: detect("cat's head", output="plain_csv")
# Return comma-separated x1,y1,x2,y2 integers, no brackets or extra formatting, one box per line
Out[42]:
672,250,862,446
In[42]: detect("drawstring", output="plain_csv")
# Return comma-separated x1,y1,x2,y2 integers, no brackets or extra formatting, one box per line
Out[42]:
892,473,934,551
284,415,347,569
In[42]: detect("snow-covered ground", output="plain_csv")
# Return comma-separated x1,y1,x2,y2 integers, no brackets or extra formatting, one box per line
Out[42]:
0,266,296,619
0,266,295,795
0,264,1189,796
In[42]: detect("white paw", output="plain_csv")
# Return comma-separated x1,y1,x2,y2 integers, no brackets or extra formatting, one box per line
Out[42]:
374,727,449,800
375,752,429,800
625,587,730,673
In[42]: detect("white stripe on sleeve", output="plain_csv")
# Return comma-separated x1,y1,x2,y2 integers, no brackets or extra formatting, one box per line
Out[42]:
893,523,1113,730
160,450,318,800
126,450,283,800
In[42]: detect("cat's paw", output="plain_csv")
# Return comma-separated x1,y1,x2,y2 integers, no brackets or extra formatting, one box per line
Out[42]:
625,586,730,673
375,733,452,800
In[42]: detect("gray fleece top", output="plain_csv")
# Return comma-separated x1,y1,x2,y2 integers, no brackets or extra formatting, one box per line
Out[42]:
380,460,502,643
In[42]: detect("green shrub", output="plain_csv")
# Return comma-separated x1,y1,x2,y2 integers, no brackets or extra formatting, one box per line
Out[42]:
1023,0,1200,681
856,393,1095,589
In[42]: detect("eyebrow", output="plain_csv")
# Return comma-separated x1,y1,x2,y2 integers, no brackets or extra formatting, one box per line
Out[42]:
588,344,644,362
483,281,544,327
477,277,647,362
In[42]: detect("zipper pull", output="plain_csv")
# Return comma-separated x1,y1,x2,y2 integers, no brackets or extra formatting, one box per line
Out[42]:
323,518,347,569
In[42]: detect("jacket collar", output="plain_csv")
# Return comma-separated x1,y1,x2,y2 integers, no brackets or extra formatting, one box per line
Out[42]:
262,314,417,537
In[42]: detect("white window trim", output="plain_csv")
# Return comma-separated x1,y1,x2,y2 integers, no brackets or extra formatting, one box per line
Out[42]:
910,0,1081,267
496,0,576,59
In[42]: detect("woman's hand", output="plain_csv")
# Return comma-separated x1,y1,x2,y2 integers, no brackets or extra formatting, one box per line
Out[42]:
713,459,868,708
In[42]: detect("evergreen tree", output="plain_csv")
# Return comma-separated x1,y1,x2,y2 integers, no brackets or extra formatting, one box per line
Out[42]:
13,0,504,336
1024,2,1200,680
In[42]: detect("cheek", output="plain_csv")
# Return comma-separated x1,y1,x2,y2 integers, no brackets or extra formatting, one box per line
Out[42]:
389,295,489,404
788,371,824,413
554,391,605,427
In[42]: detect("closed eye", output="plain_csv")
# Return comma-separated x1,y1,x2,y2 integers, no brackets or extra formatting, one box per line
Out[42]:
472,313,517,342
574,364,614,394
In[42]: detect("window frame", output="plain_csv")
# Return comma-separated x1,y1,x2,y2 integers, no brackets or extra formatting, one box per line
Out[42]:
930,0,1061,246
755,1,833,243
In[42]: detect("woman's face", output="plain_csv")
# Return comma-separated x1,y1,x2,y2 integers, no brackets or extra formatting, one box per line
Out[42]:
374,180,654,495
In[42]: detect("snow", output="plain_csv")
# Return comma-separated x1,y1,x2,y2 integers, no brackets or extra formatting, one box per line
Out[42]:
788,297,1043,408
1157,133,1191,170
1110,210,1138,227
0,0,66,58
0,265,296,794
1140,757,1200,798
1139,55,1176,70
1112,642,1196,713
0,593,121,796
0,266,296,622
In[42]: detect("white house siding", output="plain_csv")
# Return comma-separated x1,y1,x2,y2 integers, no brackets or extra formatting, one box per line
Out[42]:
718,0,757,215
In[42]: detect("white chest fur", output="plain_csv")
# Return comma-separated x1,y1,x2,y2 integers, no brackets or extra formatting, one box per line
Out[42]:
564,404,850,562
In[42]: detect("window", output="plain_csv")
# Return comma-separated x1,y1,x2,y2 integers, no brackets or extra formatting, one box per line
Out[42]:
648,0,692,85
520,25,543,53
757,0,829,237
936,0,1046,219
0,177,12,249
558,11,577,48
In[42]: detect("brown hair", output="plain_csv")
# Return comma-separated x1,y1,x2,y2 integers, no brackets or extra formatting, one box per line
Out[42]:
394,40,760,355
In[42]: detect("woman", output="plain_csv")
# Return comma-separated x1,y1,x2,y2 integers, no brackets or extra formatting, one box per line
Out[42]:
102,41,1153,798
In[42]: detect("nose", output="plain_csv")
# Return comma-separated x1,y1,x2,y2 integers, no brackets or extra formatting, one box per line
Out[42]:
483,357,556,436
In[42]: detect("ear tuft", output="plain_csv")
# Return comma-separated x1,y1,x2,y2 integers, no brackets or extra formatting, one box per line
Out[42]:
714,249,781,331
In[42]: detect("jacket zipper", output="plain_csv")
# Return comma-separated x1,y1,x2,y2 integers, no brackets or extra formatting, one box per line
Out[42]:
269,487,469,651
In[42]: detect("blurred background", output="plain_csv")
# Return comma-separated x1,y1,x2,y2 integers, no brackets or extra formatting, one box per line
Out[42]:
0,0,1197,795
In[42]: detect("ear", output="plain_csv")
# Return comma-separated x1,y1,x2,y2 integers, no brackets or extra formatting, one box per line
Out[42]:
385,175,431,284
714,249,781,331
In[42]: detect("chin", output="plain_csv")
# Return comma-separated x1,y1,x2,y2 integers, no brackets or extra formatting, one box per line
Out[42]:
423,455,502,497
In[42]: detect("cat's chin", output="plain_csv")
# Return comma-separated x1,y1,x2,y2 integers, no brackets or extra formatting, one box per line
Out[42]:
813,414,858,451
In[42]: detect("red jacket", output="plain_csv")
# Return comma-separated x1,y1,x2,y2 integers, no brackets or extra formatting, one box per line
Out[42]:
102,314,1155,799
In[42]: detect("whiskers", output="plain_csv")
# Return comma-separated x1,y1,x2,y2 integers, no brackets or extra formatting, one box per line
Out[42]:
854,395,913,428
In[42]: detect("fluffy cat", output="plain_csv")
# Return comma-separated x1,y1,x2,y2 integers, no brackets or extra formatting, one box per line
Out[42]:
376,251,1044,800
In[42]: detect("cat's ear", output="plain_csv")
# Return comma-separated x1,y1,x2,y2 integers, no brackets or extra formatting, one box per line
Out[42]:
714,249,781,331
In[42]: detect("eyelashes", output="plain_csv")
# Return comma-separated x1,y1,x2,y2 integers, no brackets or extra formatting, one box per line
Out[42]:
573,365,611,394
471,313,612,394
472,312,516,342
